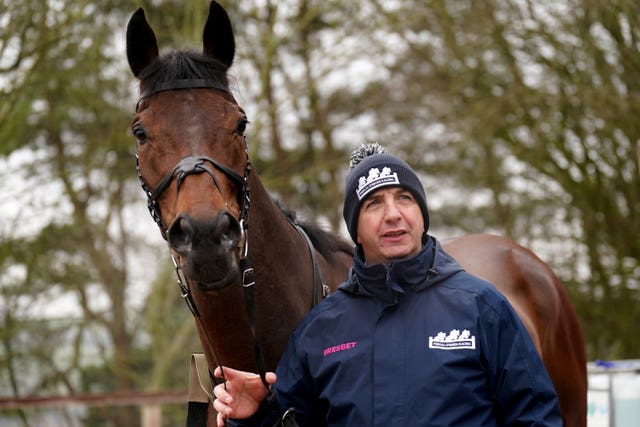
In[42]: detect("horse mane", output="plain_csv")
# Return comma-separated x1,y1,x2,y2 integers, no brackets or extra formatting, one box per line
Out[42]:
275,200,354,263
137,50,231,95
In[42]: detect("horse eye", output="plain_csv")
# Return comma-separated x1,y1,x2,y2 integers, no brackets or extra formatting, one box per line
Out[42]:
132,124,147,144
236,118,249,135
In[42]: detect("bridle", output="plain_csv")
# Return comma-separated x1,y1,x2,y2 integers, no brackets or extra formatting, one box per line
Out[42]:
136,153,251,241
133,79,327,395
135,79,251,242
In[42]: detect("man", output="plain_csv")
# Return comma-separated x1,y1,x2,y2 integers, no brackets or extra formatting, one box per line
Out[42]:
213,144,562,426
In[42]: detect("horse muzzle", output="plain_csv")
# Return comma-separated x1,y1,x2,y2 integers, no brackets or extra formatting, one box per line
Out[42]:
167,210,243,291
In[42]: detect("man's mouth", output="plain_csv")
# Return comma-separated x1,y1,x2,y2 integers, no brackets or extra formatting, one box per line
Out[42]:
383,230,405,238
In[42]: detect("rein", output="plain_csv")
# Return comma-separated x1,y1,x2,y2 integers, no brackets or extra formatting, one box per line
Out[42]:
134,79,327,401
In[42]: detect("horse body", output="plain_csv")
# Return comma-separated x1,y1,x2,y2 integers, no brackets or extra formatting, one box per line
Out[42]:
126,2,586,426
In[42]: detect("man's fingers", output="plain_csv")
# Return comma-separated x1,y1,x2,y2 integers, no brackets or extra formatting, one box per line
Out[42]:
213,383,232,403
215,365,259,382
216,411,226,427
214,366,273,385
214,365,246,379
213,396,228,413
214,365,233,378
265,372,277,385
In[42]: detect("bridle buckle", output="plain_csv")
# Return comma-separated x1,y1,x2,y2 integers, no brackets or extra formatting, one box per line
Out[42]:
242,267,255,288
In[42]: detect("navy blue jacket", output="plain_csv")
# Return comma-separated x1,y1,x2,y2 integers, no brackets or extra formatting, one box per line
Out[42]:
236,236,562,426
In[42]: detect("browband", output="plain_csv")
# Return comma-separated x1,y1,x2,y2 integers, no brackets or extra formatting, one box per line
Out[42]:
138,78,230,102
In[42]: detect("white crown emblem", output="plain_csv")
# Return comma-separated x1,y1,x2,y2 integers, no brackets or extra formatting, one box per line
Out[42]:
356,166,400,200
428,329,476,350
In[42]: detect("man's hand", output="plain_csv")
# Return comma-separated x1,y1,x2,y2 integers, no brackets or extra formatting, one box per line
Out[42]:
213,366,277,427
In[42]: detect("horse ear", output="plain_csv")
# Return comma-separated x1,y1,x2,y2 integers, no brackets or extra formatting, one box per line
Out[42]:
202,1,235,68
126,8,159,78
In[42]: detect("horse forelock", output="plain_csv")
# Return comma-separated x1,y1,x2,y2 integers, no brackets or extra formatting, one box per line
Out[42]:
137,50,231,96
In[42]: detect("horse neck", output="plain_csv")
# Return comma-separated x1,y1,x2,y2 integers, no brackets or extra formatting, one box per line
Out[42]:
244,171,319,314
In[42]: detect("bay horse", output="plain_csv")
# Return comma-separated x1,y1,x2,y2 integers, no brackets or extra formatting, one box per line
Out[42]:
126,2,586,426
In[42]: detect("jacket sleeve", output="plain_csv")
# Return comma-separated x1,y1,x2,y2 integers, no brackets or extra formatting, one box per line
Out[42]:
484,298,563,426
228,334,325,427
271,332,326,427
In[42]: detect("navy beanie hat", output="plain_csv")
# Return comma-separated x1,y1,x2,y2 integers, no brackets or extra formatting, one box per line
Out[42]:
343,144,429,244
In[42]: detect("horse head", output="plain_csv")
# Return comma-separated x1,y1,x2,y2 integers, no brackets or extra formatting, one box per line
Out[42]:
126,1,248,291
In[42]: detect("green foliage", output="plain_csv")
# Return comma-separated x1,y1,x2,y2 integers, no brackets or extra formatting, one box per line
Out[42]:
362,0,640,359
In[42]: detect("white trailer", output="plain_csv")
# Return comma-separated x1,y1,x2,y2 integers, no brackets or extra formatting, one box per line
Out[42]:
588,359,640,427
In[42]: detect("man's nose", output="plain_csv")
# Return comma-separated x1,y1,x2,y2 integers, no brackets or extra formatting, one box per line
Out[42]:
383,201,402,220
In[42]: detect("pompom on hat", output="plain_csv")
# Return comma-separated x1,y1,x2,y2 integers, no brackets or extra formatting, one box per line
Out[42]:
342,143,429,243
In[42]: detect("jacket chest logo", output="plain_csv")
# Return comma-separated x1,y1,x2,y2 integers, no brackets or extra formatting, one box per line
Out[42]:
323,341,358,357
429,329,476,350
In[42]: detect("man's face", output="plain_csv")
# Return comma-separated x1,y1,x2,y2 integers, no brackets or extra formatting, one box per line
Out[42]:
356,186,425,266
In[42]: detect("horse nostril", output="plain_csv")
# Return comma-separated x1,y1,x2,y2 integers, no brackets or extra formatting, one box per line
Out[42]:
218,211,242,251
168,215,194,251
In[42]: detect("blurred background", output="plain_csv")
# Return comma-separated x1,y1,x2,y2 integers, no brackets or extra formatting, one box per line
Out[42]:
1,0,638,425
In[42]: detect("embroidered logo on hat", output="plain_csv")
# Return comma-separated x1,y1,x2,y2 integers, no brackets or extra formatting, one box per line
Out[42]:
356,167,400,200
428,329,476,350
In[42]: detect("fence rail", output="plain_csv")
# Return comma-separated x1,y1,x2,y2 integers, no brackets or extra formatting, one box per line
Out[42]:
0,390,187,410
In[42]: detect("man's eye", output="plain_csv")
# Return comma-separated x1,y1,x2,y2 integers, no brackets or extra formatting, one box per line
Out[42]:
365,199,381,208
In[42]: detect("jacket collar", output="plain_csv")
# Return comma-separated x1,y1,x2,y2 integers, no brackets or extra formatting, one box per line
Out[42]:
341,235,464,300
345,235,435,299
